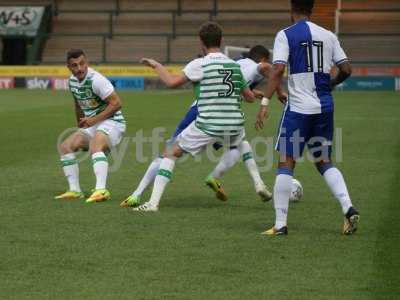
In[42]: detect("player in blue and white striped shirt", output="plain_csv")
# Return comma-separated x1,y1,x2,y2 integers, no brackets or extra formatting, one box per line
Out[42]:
256,0,359,236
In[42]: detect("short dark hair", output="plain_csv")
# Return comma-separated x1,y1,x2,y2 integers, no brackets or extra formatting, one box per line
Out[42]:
291,0,314,15
248,45,270,63
199,22,222,48
66,48,85,62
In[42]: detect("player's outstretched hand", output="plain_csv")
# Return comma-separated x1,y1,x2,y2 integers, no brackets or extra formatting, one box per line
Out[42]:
277,91,288,105
255,106,268,131
141,58,160,69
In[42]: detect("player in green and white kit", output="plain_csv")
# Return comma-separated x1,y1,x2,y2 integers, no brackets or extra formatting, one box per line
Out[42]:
55,49,126,203
134,22,261,211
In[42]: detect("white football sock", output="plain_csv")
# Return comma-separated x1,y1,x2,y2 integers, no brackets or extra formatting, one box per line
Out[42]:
61,153,81,192
274,171,293,229
211,148,240,179
92,152,108,190
239,141,263,185
132,157,162,197
148,158,175,208
323,167,353,214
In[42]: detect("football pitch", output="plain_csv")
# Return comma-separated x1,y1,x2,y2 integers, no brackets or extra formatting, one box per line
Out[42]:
0,89,399,299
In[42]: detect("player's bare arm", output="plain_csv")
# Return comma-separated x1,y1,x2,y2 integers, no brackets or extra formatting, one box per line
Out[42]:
330,61,352,89
255,63,286,131
251,89,265,99
74,100,84,126
79,92,122,128
259,62,288,104
141,58,188,88
241,87,258,103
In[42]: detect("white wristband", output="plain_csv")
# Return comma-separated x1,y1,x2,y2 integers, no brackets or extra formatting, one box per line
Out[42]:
261,97,270,106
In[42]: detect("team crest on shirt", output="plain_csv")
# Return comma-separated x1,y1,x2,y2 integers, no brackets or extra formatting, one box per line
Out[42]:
85,90,93,98
89,99,98,107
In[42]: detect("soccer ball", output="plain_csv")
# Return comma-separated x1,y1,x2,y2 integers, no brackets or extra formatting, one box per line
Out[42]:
289,178,303,202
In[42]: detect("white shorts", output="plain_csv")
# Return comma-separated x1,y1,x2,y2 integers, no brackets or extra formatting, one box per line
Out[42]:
177,121,245,156
79,119,126,147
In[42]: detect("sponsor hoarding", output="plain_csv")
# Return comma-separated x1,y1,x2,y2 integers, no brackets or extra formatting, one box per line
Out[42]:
0,77,14,89
25,77,50,89
109,77,144,90
0,6,45,36
337,77,397,91
0,66,182,77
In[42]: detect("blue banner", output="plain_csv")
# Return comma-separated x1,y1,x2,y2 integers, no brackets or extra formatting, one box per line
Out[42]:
109,77,144,90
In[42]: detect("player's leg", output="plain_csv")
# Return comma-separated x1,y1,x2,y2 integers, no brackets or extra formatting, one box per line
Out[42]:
262,110,308,236
55,131,89,200
209,146,241,179
316,160,359,234
122,104,198,207
310,112,359,234
120,156,163,208
262,157,296,236
238,140,272,201
133,144,183,212
205,146,240,201
134,121,216,212
87,121,125,203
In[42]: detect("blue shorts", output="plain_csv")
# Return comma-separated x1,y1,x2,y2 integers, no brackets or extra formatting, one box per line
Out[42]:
172,105,198,138
275,108,334,161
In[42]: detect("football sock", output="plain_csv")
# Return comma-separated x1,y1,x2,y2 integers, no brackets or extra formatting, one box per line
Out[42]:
61,153,81,192
92,152,108,190
148,158,175,208
321,166,353,214
132,157,162,197
211,148,240,179
239,141,263,185
274,168,293,229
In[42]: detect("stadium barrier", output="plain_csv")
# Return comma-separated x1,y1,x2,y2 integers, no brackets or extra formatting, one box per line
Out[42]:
0,65,183,90
0,66,399,91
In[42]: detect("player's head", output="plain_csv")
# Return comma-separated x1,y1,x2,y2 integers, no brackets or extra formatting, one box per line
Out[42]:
248,45,270,63
198,22,222,52
291,0,314,17
66,48,88,81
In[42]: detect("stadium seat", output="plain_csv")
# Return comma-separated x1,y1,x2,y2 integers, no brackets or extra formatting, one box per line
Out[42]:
175,13,211,35
223,36,274,51
339,12,400,34
213,13,290,35
341,0,400,10
113,13,173,35
217,0,290,11
118,0,178,11
56,0,116,11
181,0,214,12
105,36,167,63
169,36,202,63
311,0,336,31
42,36,103,63
52,13,110,34
340,35,400,63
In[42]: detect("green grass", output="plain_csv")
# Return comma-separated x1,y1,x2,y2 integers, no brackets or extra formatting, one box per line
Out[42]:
0,90,399,299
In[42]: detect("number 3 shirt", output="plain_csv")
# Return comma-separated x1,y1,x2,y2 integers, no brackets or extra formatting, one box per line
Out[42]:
183,52,248,136
273,20,348,114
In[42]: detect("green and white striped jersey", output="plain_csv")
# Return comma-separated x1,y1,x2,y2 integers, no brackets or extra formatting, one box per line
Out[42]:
68,68,125,123
183,52,248,136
